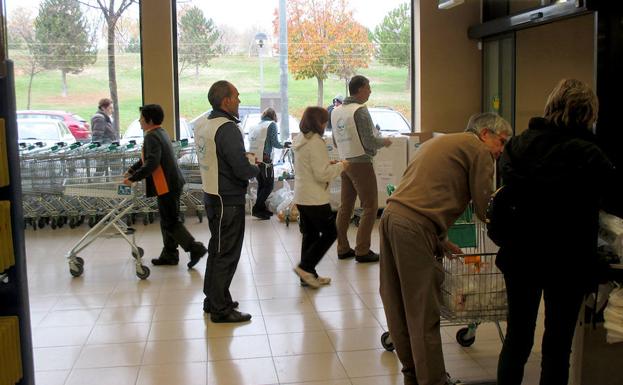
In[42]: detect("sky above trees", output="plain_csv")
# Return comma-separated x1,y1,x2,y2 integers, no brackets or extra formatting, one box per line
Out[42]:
6,0,407,32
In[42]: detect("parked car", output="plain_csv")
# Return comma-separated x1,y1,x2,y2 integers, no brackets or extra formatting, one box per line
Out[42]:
188,105,260,130
121,118,192,145
17,110,91,142
17,118,75,147
369,107,412,135
325,107,412,137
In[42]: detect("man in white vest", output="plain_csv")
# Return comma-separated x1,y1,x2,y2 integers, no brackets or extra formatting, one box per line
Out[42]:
247,107,289,219
331,75,392,263
194,80,259,323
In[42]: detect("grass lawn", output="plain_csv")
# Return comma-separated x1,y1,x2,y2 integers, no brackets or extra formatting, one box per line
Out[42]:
10,51,411,134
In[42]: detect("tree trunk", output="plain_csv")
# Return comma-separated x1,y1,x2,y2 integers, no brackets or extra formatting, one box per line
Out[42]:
27,67,35,109
107,21,120,137
316,77,324,106
195,63,199,78
61,70,67,97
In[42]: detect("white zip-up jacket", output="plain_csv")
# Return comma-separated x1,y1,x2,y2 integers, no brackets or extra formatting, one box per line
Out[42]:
293,132,344,206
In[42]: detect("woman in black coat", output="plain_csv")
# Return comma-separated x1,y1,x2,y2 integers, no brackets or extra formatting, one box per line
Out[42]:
495,79,618,385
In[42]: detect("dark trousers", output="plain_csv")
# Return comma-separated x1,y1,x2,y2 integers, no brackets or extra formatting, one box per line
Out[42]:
203,196,246,316
253,162,274,213
158,188,195,258
297,204,337,275
497,272,585,385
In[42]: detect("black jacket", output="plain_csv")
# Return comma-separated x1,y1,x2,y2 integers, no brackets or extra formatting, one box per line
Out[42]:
496,117,618,287
204,109,259,206
128,127,184,197
91,109,117,143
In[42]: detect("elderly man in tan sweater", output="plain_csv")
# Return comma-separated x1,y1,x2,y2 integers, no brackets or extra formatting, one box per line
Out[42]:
379,112,512,385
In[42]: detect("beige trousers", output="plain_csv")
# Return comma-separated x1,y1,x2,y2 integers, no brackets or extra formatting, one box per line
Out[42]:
336,162,378,256
379,207,447,385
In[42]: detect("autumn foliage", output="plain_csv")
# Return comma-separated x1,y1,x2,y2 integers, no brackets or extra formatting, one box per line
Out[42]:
274,0,373,105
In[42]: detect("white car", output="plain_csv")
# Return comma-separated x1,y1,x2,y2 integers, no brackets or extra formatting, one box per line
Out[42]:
368,107,412,135
122,118,193,145
17,118,75,147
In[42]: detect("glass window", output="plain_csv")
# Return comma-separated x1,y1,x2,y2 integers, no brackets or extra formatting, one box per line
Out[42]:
175,0,412,131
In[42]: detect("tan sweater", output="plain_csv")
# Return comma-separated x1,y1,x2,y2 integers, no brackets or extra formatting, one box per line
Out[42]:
386,132,495,235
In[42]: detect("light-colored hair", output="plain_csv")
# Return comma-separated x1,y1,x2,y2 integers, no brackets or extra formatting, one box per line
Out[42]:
465,112,512,137
544,78,598,130
261,107,277,122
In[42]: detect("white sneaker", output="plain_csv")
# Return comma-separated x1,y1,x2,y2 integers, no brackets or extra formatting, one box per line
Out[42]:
294,267,321,288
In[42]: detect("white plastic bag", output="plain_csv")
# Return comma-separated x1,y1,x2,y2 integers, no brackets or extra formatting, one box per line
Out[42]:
267,180,293,213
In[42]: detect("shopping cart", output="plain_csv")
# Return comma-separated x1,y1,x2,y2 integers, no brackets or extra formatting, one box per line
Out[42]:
62,176,150,280
381,209,506,351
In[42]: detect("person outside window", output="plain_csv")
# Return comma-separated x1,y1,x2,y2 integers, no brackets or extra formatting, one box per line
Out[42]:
91,98,117,143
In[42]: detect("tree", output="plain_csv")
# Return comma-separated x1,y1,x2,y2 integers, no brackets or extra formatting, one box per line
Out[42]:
275,0,373,106
8,7,44,108
177,6,221,77
33,0,97,97
79,0,137,134
373,2,411,90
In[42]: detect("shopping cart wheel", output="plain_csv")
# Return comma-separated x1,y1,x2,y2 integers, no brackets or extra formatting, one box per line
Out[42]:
381,331,395,351
148,212,155,223
197,211,203,223
74,257,84,266
38,217,46,229
456,327,476,347
69,263,84,277
132,247,144,259
136,265,150,280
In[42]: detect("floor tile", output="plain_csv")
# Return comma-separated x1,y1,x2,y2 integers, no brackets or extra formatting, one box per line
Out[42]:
65,366,140,385
269,331,335,356
137,362,207,385
207,357,278,385
273,353,348,383
74,342,146,368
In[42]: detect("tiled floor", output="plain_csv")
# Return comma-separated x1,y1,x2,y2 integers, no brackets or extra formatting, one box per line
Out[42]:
25,215,542,385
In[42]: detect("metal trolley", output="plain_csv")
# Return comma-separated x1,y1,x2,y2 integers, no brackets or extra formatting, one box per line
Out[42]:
381,217,507,351
62,177,150,280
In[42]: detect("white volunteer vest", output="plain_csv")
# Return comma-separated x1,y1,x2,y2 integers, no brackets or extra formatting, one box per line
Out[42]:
331,103,366,159
247,120,272,158
194,116,233,195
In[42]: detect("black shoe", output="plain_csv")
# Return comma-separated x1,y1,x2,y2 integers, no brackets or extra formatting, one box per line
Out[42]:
338,249,356,260
355,250,380,263
203,301,239,314
187,242,207,269
210,309,252,323
252,212,270,220
151,256,179,266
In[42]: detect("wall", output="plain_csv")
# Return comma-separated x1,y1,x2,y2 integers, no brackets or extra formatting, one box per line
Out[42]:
140,0,176,138
416,0,481,133
515,14,595,133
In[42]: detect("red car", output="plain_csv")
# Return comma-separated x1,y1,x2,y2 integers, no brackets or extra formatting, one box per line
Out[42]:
16,110,92,142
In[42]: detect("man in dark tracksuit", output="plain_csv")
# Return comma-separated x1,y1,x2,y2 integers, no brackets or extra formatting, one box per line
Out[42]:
124,104,207,267
194,81,259,323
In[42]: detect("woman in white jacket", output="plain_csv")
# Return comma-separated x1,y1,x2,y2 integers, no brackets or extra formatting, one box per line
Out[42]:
293,107,347,288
